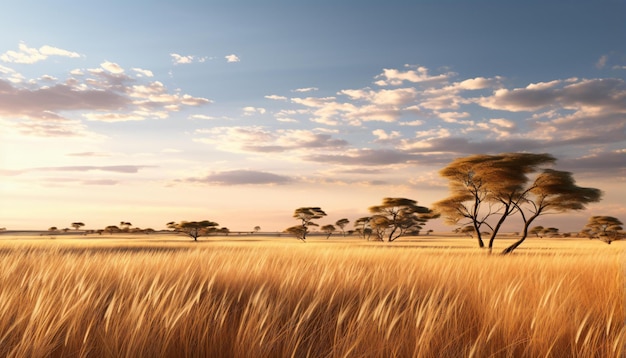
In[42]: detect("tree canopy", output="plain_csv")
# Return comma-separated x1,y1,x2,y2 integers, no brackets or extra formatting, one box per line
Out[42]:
582,216,624,244
434,153,602,254
285,207,327,241
168,220,220,241
368,198,438,242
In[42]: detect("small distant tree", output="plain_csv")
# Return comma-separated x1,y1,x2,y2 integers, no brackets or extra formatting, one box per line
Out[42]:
368,198,438,242
583,216,624,244
285,207,327,242
335,218,350,236
542,227,560,237
104,225,120,235
455,225,475,238
169,221,220,241
48,226,58,232
71,222,85,231
120,222,132,232
253,226,261,234
321,224,336,239
285,226,307,241
426,229,434,236
354,217,372,240
529,226,545,237
219,227,230,235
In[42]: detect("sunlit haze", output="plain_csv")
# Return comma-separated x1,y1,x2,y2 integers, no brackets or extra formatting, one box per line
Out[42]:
1,1,625,232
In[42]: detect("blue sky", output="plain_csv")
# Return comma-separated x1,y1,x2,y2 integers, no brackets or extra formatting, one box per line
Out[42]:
1,0,625,232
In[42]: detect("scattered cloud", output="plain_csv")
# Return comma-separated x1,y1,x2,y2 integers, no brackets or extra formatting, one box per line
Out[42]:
225,54,240,63
170,53,194,64
0,42,81,64
189,114,217,120
132,68,154,77
293,87,318,93
265,94,288,101
0,57,211,136
596,55,608,69
195,126,348,153
242,106,266,115
184,170,293,185
374,65,454,86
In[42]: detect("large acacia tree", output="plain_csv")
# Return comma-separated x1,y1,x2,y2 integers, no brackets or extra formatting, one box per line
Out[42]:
285,207,327,241
368,198,438,242
434,153,602,254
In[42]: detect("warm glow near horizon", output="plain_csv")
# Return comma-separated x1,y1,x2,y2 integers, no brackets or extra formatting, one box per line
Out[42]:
1,1,625,233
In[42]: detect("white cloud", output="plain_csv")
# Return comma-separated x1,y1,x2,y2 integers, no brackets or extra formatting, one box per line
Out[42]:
101,61,124,74
243,106,266,115
132,68,154,77
372,129,401,142
489,118,516,129
189,114,217,120
265,94,288,101
170,53,194,64
225,54,240,63
293,87,319,93
374,66,454,86
0,43,80,64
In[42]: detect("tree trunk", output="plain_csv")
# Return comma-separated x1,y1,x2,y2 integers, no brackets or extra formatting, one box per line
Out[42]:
474,223,485,248
502,222,531,255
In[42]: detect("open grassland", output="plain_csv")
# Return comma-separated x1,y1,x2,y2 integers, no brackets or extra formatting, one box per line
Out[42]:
0,234,624,357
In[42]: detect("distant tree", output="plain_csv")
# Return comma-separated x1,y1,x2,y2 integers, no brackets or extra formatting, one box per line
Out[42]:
253,226,261,234
104,225,120,235
48,226,58,232
455,225,475,238
354,217,372,240
285,207,327,242
120,222,132,232
219,227,230,235
62,228,70,233
335,218,350,236
426,229,434,236
285,226,307,241
321,224,336,239
71,222,85,231
529,226,545,237
169,221,220,241
542,227,560,237
368,198,438,242
144,228,155,235
434,153,602,254
583,216,624,244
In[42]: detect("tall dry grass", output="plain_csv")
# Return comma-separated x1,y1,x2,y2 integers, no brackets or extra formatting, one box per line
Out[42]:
0,238,623,357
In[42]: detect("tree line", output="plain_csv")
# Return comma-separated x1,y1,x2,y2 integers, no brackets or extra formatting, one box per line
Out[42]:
31,152,624,255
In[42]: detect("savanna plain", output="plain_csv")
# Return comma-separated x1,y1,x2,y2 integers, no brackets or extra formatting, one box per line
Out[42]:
0,233,623,357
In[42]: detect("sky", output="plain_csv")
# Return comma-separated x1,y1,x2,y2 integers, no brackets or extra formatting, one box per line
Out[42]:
1,0,625,233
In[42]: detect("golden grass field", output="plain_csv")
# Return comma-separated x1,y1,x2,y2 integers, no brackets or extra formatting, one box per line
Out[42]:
0,233,623,357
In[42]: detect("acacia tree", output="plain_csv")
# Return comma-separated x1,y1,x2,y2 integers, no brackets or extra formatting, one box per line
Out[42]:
284,207,327,242
583,216,624,244
168,220,219,241
335,218,350,236
434,153,602,254
529,226,545,237
321,224,335,239
502,169,602,254
354,217,372,240
71,222,85,231
368,198,438,242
